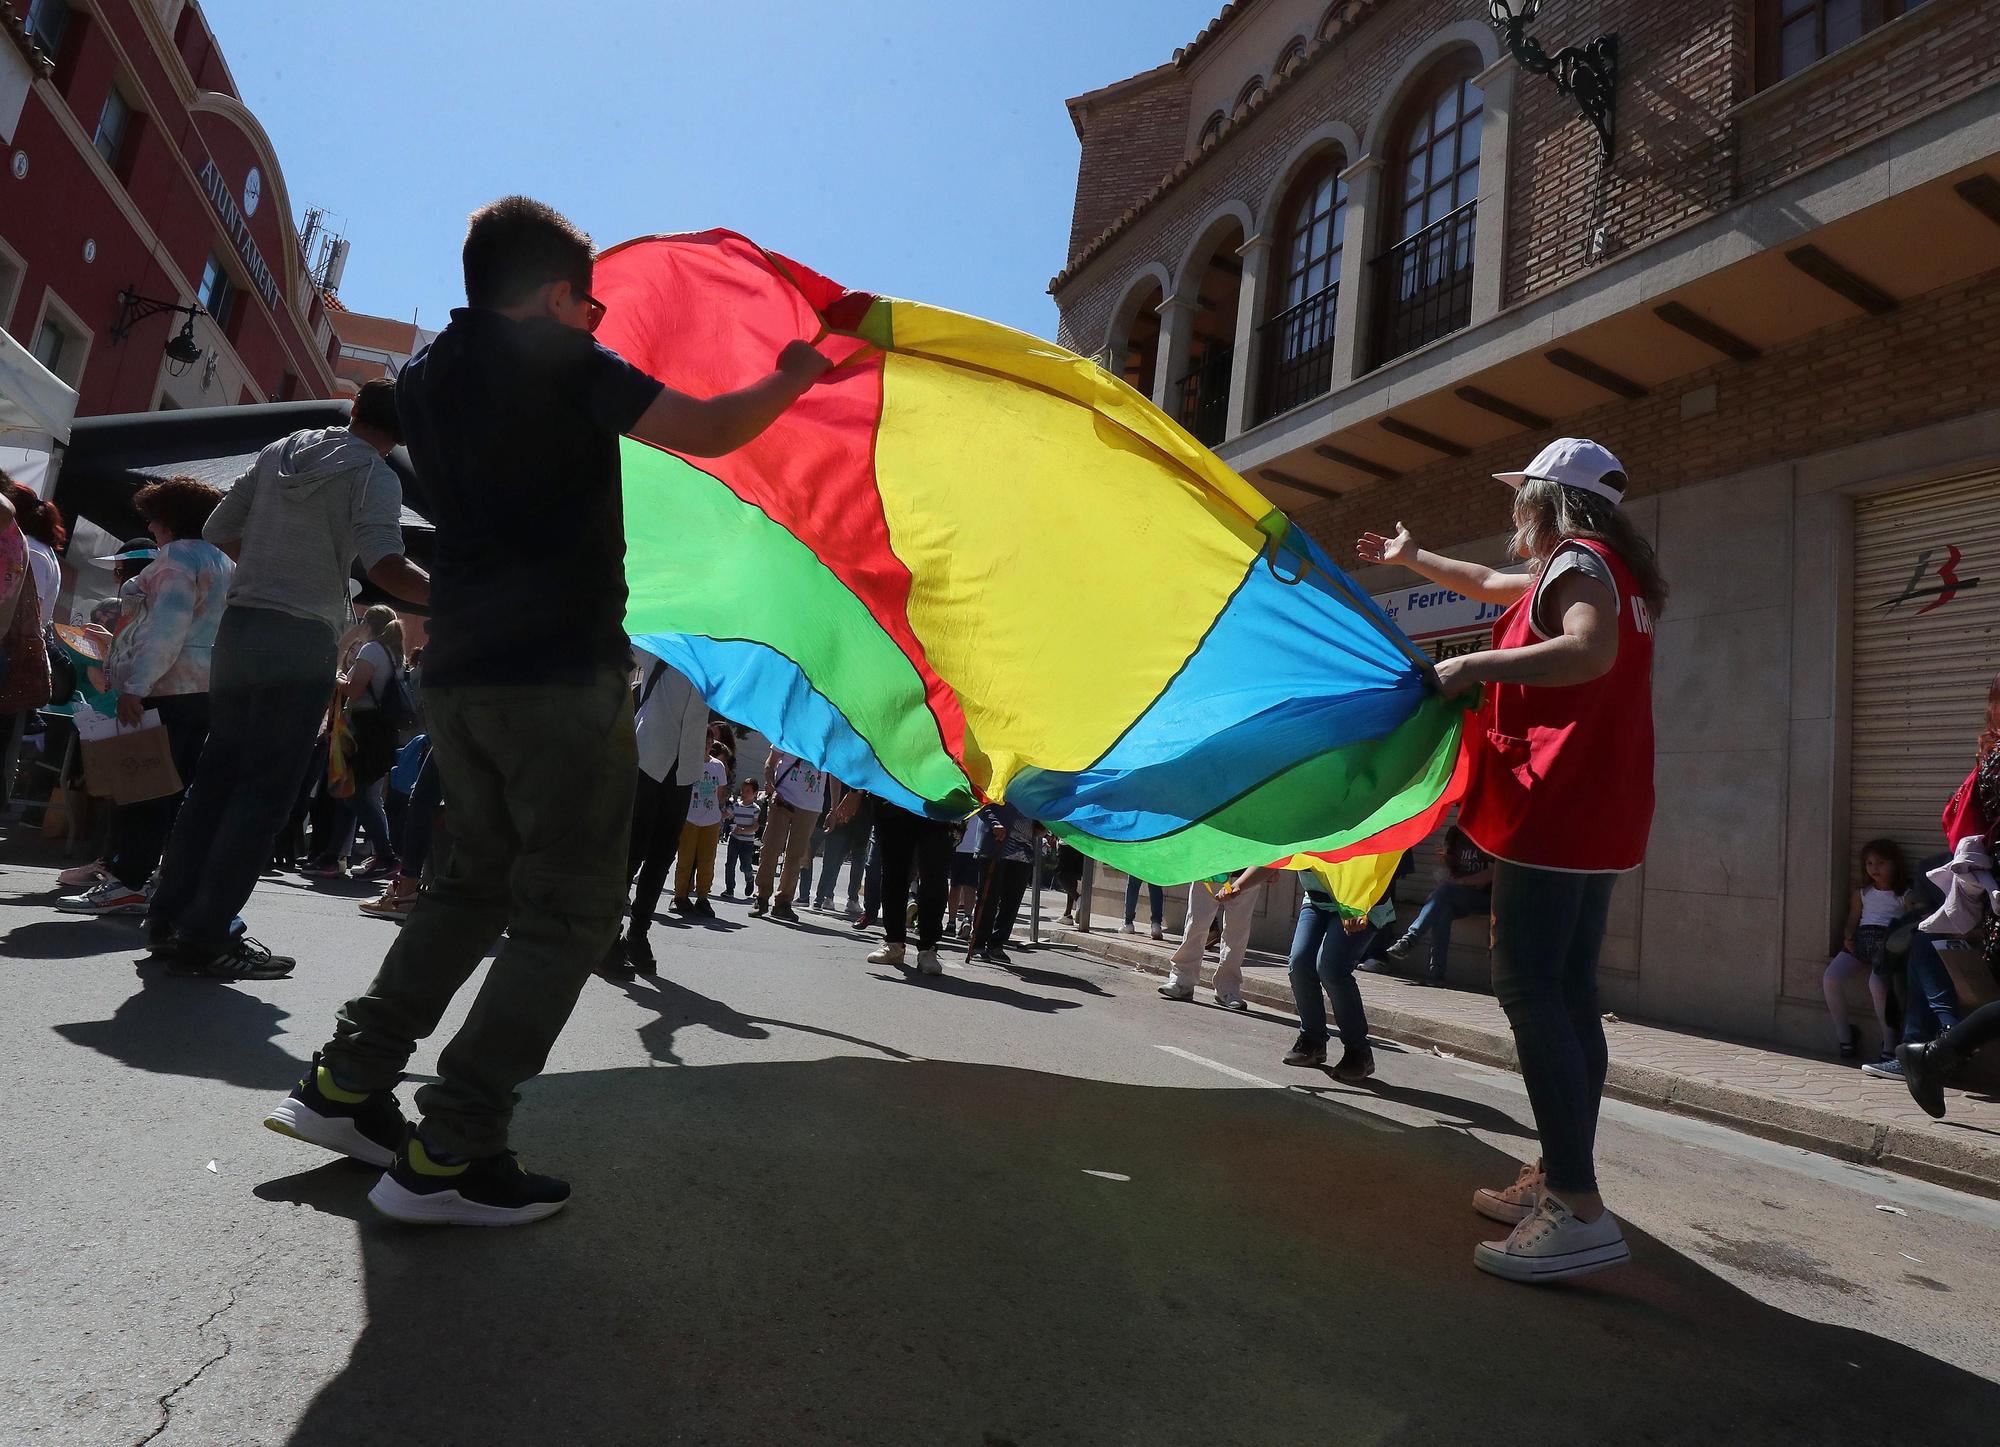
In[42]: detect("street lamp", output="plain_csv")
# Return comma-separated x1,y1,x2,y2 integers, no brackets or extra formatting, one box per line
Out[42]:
1488,1,1618,161
111,289,207,377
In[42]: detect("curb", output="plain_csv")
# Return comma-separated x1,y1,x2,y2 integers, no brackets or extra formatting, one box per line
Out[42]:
1050,928,2000,1202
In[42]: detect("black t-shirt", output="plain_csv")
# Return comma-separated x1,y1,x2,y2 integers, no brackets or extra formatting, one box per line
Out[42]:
397,308,664,686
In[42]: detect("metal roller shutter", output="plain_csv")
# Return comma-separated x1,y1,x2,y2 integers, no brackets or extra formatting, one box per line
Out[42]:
1850,470,2000,868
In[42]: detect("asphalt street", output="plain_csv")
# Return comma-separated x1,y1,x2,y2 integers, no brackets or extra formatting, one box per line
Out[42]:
4,858,1998,1446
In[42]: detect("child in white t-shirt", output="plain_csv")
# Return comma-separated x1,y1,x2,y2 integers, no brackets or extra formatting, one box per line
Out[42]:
672,744,732,916
722,781,763,899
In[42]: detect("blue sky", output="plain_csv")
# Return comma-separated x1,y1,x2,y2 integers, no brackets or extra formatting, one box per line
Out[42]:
203,0,1213,340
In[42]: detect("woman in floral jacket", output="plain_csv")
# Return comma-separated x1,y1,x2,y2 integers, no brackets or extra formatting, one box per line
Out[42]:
59,477,232,916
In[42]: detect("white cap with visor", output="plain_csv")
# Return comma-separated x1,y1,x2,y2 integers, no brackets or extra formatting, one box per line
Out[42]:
1493,438,1626,507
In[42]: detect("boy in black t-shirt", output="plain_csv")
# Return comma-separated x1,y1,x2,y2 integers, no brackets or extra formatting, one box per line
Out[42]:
267,196,834,1226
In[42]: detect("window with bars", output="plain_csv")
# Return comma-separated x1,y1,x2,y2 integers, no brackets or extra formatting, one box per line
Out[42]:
1758,0,1934,86
1373,64,1483,368
25,0,71,60
1255,157,1347,423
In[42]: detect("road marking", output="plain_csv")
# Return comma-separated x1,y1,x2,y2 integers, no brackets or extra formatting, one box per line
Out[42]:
1083,1170,1131,1182
1153,1046,1402,1132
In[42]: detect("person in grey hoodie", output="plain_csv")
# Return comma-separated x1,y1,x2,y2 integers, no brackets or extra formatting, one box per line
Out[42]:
146,380,430,980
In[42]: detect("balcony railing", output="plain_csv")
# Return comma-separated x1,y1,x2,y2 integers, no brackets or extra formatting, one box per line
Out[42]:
1253,281,1339,425
1175,341,1233,447
1372,200,1477,369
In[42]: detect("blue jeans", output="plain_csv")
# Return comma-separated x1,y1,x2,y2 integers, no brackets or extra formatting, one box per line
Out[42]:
1490,862,1616,1196
725,835,758,894
399,750,443,878
1901,933,1965,1045
1289,905,1375,1050
815,824,869,909
149,607,339,951
330,774,395,866
1405,880,1490,979
1124,876,1164,928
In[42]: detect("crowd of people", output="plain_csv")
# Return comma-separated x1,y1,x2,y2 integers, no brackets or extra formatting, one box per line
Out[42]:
2,198,1995,1288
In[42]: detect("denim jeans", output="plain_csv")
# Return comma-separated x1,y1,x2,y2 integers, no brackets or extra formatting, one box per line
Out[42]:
325,666,635,1157
1901,932,1965,1045
724,836,758,894
1406,880,1491,979
975,859,1033,951
398,750,443,879
331,774,395,866
1490,861,1617,1196
815,823,870,909
111,691,211,890
1288,905,1375,1050
1124,876,1164,928
149,607,338,951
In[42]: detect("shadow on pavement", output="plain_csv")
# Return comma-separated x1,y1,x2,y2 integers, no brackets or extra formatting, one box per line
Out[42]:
2,918,147,960
869,968,1084,1015
268,1056,2000,1446
53,975,303,1091
622,974,919,1066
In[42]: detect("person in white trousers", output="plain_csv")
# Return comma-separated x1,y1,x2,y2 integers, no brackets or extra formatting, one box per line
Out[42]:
1158,878,1257,1009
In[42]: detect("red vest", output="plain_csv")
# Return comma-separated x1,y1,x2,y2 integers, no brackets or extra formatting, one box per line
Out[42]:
1457,540,1656,873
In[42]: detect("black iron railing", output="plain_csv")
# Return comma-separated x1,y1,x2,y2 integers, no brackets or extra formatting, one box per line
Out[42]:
1175,342,1233,446
1253,281,1339,425
1372,200,1477,368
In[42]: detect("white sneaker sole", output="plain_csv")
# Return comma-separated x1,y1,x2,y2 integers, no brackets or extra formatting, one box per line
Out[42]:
1473,1188,1539,1225
1157,987,1195,1001
263,1098,395,1169
367,1174,568,1227
56,900,148,916
1473,1235,1631,1283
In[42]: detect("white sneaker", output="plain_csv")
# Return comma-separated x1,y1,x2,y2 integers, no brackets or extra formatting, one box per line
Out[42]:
1214,992,1248,1011
1150,926,1165,941
1120,923,1138,935
1473,1161,1546,1225
1156,982,1195,1001
1474,1193,1630,1284
867,944,906,966
916,949,944,976
57,880,150,916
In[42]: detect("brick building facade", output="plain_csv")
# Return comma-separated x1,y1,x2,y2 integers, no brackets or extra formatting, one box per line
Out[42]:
0,0,337,418
1053,0,2000,1052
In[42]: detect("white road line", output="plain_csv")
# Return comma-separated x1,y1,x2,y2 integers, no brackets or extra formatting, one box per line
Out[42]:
1153,1045,1402,1132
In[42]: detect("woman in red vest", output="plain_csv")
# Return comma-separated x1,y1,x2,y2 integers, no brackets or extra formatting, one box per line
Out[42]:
1360,438,1667,1285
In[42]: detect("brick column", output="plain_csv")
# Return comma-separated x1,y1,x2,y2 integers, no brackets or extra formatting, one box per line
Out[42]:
1470,54,1518,324
1225,233,1272,439
1153,294,1199,414
1330,153,1383,385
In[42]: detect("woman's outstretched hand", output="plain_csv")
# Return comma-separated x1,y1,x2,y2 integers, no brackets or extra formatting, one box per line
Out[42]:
1357,521,1414,568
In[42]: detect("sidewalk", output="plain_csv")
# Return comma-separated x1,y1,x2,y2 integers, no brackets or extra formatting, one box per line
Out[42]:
1049,924,2000,1201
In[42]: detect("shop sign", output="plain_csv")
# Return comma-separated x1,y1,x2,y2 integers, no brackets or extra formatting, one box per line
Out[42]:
1370,580,1513,642
1877,545,1982,616
197,158,281,311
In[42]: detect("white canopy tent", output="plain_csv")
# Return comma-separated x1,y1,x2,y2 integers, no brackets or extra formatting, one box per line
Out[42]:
0,325,77,497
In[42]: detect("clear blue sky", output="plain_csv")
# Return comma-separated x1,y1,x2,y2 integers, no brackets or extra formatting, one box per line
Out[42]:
202,0,1214,340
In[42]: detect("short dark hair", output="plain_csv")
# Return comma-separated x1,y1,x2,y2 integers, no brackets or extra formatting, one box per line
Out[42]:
134,475,224,541
351,378,401,443
462,196,594,309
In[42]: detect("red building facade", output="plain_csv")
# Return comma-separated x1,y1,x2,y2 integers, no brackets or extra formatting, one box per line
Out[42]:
0,0,337,417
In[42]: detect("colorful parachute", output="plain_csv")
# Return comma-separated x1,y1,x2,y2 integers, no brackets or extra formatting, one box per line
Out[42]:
596,231,1466,907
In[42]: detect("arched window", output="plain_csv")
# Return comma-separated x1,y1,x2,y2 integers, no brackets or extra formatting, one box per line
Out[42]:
1256,153,1348,422
1197,111,1227,150
1234,77,1267,115
1275,37,1308,78
1375,58,1483,366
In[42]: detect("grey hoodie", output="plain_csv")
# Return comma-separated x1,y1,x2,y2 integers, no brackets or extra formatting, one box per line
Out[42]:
204,426,406,634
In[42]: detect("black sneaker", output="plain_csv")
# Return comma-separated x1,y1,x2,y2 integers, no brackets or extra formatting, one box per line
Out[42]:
693,898,715,919
626,932,657,977
1332,1044,1377,1084
264,1053,408,1168
1384,933,1417,962
771,900,800,923
597,936,635,982
1895,1042,1949,1119
669,896,693,916
367,1130,571,1226
191,934,295,981
749,898,769,918
984,946,1012,965
1282,1033,1327,1068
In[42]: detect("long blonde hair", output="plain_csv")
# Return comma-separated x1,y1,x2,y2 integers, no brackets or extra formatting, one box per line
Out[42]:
362,604,405,669
1509,478,1670,616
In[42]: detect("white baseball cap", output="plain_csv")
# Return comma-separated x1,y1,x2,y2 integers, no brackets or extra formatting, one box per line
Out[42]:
1493,438,1626,506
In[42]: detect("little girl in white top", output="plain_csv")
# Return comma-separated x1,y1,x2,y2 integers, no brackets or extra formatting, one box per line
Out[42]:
1820,839,1914,1060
